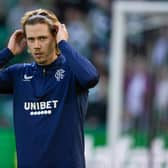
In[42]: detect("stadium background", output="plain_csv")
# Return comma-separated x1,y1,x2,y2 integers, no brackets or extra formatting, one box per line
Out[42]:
0,0,168,167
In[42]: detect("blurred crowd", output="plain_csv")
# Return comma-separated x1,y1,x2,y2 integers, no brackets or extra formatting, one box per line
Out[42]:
0,0,168,137
123,15,168,135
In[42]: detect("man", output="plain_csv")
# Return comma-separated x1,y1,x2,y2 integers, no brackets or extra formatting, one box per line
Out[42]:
0,9,99,168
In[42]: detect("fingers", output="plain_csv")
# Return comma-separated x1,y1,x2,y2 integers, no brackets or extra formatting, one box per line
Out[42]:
13,29,24,38
53,22,69,43
53,22,66,32
8,29,26,55
14,29,23,34
61,24,65,28
11,29,25,44
53,22,61,31
61,24,66,31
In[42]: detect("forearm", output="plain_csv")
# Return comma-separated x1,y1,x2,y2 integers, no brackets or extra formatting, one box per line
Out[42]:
0,48,14,68
58,40,99,88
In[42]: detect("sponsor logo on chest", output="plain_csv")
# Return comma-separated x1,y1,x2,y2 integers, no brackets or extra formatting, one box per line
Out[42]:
24,100,59,116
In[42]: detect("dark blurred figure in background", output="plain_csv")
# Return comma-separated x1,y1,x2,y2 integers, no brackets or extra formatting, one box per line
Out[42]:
123,57,155,133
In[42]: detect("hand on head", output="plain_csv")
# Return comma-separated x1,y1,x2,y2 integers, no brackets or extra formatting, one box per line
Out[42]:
54,23,69,44
8,29,27,55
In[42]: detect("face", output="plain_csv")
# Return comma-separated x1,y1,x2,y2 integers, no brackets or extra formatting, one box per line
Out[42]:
25,23,57,65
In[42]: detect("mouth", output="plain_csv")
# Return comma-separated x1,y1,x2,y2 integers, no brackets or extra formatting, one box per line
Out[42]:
34,53,43,58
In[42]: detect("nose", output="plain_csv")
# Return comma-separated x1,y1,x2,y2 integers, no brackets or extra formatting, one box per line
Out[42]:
34,40,41,49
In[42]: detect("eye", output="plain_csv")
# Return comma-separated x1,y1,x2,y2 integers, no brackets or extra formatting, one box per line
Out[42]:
39,36,47,41
27,38,34,43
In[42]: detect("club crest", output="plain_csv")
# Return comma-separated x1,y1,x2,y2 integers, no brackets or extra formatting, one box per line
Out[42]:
55,69,65,81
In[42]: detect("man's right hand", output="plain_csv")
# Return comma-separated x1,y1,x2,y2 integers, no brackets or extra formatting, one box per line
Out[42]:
7,29,27,55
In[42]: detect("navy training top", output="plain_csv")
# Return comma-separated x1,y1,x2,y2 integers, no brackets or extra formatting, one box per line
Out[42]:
0,40,99,168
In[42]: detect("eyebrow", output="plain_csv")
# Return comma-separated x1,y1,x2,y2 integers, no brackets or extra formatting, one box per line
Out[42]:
27,35,48,39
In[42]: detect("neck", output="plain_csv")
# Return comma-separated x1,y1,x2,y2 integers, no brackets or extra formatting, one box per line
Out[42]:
38,51,58,66
46,54,58,65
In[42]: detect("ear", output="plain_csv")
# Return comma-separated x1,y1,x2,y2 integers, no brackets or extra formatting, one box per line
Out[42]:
21,38,27,49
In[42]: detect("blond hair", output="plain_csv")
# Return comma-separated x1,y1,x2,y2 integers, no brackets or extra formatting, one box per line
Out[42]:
21,9,60,55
